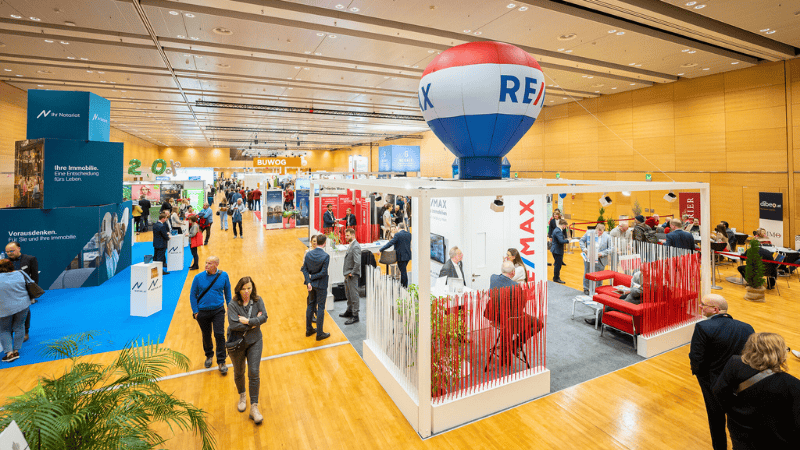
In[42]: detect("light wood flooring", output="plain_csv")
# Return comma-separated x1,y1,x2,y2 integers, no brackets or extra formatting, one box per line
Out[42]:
2,208,798,449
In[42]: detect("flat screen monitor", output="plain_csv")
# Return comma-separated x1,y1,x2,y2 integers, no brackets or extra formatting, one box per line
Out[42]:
431,233,446,264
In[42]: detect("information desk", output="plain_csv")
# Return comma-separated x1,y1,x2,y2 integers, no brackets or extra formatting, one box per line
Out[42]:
324,240,389,310
131,261,162,317
167,234,184,272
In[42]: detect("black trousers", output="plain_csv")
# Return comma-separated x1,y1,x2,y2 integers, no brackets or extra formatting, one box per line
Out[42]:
24,308,30,334
196,307,227,364
233,221,243,237
154,247,167,271
190,246,199,269
306,287,326,337
552,252,564,280
697,376,728,450
203,226,211,244
397,260,409,288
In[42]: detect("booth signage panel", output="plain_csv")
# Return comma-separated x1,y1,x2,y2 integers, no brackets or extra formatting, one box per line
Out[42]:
130,262,163,317
167,234,184,272
0,202,132,290
26,90,110,142
759,192,783,242
679,193,701,220
253,157,302,167
378,145,421,172
378,147,392,172
296,189,310,227
183,189,204,212
265,190,283,229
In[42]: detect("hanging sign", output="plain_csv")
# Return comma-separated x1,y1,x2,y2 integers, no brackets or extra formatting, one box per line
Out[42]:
254,157,302,167
679,193,701,220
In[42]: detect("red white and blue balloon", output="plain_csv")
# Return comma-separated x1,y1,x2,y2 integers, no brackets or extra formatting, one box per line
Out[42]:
419,41,545,179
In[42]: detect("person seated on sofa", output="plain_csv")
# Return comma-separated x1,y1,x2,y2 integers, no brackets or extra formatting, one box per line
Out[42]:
737,245,778,290
585,270,643,326
487,261,543,363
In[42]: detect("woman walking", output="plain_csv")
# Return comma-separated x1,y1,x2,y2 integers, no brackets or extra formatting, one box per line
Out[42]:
218,197,229,231
187,216,201,270
231,198,246,239
132,202,143,235
227,276,268,424
0,259,33,362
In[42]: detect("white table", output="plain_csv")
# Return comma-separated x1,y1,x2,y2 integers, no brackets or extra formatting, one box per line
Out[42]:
167,234,185,272
131,261,162,317
572,295,603,330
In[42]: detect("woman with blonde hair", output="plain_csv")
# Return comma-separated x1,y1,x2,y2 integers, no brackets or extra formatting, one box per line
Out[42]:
713,332,800,449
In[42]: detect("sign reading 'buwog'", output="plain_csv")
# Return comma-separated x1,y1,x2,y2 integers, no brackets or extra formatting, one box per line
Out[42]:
253,157,302,167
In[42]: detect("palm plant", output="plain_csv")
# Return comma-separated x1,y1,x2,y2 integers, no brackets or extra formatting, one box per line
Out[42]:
0,332,216,450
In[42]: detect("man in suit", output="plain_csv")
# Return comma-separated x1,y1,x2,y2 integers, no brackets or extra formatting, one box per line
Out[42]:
439,246,465,284
689,294,754,450
550,219,569,284
380,223,412,288
579,223,613,295
340,228,362,325
322,203,336,230
340,207,357,227
4,241,38,342
488,261,543,365
666,219,696,251
139,195,152,231
153,212,171,275
301,234,331,341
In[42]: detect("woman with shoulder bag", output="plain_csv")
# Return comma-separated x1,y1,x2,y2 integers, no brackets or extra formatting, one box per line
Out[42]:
231,198,246,239
0,259,34,362
188,216,202,270
227,276,268,424
218,198,229,231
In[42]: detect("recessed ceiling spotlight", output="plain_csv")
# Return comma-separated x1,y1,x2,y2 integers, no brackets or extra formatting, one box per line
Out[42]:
328,35,336,38
304,51,311,54
10,14,21,19
44,39,53,43
190,37,199,40
60,41,69,45
565,49,573,53
559,33,577,41
635,64,641,67
581,75,587,78
15,74,22,77
608,29,617,33
611,87,617,89
37,70,52,74
682,49,690,52
177,34,185,38
384,76,390,79
507,3,516,8
3,69,11,71
616,31,625,35
562,97,567,100
731,61,740,65
413,65,419,68
681,62,698,68
766,30,776,34
630,83,635,85
314,52,321,55
557,48,565,52
66,56,75,59
760,28,770,32
463,29,471,33
335,4,344,9
688,50,696,54
686,1,696,5
288,87,293,90
702,67,710,70
350,7,359,12
100,80,106,83
474,31,482,35
169,11,179,15
628,62,636,65
519,6,528,11
303,67,309,70
694,4,705,9
212,27,233,35
428,50,435,53
316,32,325,36
294,66,301,69
587,76,593,79
195,55,202,59
184,13,195,18
30,17,41,21
87,70,93,73
97,71,104,74
595,90,600,93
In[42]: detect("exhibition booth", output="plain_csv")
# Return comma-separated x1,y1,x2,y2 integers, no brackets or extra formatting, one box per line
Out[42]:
310,176,710,437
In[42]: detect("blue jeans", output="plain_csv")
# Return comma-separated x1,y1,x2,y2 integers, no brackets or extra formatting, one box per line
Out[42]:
220,212,228,230
0,308,29,353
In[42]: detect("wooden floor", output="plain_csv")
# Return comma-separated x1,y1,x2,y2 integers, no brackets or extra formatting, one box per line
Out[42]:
2,207,799,449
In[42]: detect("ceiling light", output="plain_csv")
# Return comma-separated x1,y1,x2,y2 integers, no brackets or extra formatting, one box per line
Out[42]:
3,69,11,72
562,97,567,100
702,68,710,70
177,34,185,38
677,73,684,76
608,29,617,33
558,33,577,41
413,65,419,68
731,61,740,65
44,39,53,43
350,7,359,12
87,70,93,73
60,41,69,45
688,50,696,54
599,193,612,206
616,31,625,35
97,71,104,74
66,56,75,59
15,74,21,77
428,50,435,53
213,27,233,35
328,35,336,38
518,6,528,11
557,48,564,52
474,31,482,35
316,32,325,36
635,64,641,67
565,49,573,53
686,1,696,5
681,49,690,52
216,63,230,68
100,80,105,83
507,3,516,8
630,83,635,85
587,76,593,79
195,56,202,59
463,29,471,33
184,13,195,18
303,67,309,70
37,70,52,74
595,91,600,93
335,4,344,9
190,37,199,40
37,84,43,87
169,11,179,15
760,28,770,32
314,52,322,55
694,5,705,9
30,17,40,21
611,87,617,89
10,14,21,19
766,30,776,34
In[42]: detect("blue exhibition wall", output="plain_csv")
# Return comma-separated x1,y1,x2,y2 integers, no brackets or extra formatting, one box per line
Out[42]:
0,202,132,289
38,138,124,209
26,90,111,142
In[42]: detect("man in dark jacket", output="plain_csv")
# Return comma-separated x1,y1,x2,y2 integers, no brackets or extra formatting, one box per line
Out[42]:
322,203,336,229
340,207,357,226
487,261,543,365
301,234,331,341
153,212,171,275
380,223,412,287
665,219,697,251
632,215,656,244
139,195,152,231
689,294,755,450
550,219,569,284
4,241,38,342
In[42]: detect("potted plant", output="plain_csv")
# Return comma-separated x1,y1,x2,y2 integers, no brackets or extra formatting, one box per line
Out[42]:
0,332,216,450
606,217,617,231
744,239,767,302
632,200,642,217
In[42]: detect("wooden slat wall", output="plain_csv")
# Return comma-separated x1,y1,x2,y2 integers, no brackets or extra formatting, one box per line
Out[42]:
0,82,28,208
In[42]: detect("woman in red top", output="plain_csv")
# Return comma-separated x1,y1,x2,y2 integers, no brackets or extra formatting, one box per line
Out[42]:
283,186,294,211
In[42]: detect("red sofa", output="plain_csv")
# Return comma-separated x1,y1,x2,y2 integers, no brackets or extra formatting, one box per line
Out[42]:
585,270,642,349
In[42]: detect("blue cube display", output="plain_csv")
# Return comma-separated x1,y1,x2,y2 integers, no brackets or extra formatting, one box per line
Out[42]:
27,90,111,142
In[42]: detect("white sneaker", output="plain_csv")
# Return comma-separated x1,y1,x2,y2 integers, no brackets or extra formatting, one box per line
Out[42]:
792,349,800,359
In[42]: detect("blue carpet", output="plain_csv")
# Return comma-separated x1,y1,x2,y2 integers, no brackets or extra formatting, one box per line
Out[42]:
2,242,192,368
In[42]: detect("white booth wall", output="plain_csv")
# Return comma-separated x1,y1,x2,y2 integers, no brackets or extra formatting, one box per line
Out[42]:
173,167,215,184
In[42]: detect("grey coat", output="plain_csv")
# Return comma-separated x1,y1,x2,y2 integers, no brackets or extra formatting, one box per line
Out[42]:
227,296,268,346
343,240,362,278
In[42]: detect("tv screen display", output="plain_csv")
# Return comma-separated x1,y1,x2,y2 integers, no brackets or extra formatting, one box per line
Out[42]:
431,233,446,264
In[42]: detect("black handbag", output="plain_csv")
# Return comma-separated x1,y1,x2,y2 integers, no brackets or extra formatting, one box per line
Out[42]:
225,304,253,353
26,279,45,300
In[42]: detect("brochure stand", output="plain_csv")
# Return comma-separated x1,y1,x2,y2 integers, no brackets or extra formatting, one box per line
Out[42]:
167,234,184,272
130,261,162,317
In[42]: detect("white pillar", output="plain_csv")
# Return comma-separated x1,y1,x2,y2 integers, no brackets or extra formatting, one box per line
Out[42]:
700,184,711,298
416,189,432,438
309,181,316,242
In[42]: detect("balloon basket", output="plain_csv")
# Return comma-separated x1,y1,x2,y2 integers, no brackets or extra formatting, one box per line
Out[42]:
457,156,503,180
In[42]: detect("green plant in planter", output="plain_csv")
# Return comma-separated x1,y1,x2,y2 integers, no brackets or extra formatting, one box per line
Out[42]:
606,217,617,231
632,200,642,217
325,230,341,247
744,239,766,288
597,207,606,225
0,332,216,450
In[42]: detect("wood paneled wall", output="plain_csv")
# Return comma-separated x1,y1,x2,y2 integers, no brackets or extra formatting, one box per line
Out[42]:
0,82,28,207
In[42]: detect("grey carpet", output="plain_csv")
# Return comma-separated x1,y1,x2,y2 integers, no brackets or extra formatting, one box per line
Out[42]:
298,237,310,246
332,281,644,394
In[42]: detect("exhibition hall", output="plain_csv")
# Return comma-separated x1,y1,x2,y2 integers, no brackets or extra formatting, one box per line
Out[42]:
0,1,799,449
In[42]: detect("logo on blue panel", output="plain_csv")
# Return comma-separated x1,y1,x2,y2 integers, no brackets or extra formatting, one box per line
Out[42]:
92,113,108,124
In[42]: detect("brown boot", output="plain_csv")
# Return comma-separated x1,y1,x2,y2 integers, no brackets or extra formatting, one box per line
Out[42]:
249,403,263,425
237,393,247,412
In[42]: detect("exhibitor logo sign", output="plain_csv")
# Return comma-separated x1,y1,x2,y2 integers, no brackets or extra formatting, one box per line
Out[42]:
760,201,780,209
36,109,81,119
758,192,783,221
430,198,448,222
92,113,108,124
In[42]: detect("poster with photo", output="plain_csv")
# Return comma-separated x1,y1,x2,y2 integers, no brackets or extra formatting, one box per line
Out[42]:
265,190,283,229
13,139,44,208
132,184,160,202
123,185,132,201
296,189,309,227
159,183,184,203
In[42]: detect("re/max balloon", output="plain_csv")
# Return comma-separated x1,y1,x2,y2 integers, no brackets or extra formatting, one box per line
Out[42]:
419,41,545,179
